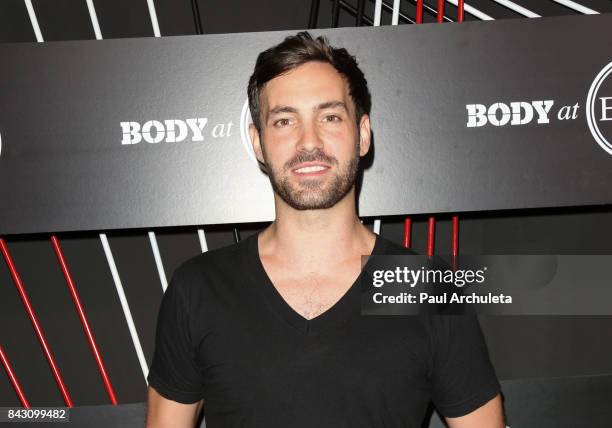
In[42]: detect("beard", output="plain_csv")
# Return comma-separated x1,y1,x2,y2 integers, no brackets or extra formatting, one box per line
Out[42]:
262,139,361,210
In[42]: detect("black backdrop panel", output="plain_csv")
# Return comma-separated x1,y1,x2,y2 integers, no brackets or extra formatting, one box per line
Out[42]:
1,13,612,235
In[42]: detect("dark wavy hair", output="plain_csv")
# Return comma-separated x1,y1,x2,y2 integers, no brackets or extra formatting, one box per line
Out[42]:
247,31,371,133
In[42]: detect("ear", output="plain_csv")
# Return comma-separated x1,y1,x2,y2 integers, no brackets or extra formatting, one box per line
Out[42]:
249,123,266,164
358,114,371,157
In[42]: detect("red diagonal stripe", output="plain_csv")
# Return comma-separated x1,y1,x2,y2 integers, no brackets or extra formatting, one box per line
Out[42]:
51,235,118,405
0,344,30,408
0,238,73,407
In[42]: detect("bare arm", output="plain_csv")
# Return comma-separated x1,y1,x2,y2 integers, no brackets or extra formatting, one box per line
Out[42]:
445,393,505,428
145,385,204,428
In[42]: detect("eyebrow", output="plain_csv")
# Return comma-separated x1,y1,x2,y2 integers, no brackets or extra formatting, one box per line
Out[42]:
266,101,349,121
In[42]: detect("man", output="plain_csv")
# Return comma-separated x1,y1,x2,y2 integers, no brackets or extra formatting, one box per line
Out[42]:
145,31,504,427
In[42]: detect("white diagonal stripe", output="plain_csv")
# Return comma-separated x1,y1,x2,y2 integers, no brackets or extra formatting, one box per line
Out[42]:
148,231,168,292
100,233,149,381
23,0,43,42
373,219,382,235
491,0,540,18
374,0,383,26
391,0,400,25
197,228,209,253
85,0,103,40
550,0,598,15
446,0,494,20
146,0,161,37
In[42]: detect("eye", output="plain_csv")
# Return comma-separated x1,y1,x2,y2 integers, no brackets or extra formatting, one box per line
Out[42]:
323,114,341,123
274,118,292,127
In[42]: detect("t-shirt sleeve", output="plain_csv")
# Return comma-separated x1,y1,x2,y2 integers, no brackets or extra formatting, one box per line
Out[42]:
147,264,206,404
428,314,501,418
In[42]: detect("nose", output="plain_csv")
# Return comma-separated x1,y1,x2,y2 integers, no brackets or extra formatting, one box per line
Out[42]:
296,118,324,153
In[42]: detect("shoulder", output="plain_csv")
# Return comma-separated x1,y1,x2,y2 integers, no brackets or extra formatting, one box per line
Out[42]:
169,237,250,297
179,238,247,275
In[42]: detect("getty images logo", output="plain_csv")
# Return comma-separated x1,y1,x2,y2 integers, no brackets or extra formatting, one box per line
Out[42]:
465,60,612,156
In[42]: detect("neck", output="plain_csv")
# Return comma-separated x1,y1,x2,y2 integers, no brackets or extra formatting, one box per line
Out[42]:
258,187,376,267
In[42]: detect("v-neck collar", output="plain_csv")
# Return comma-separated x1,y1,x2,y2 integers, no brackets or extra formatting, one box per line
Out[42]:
246,231,387,335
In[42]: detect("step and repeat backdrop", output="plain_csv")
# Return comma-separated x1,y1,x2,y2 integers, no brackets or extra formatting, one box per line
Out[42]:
1,13,611,235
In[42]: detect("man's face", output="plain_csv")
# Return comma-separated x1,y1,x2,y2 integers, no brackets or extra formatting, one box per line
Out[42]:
249,61,371,210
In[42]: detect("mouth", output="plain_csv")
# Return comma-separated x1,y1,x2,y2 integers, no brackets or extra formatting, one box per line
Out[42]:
292,163,331,176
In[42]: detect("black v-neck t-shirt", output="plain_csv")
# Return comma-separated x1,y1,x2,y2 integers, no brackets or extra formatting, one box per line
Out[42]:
147,232,501,427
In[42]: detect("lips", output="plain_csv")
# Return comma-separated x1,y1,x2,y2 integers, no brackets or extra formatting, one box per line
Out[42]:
292,162,331,175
